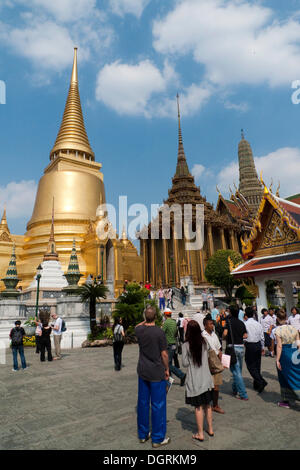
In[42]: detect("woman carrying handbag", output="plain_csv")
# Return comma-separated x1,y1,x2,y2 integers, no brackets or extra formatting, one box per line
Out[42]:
202,316,225,414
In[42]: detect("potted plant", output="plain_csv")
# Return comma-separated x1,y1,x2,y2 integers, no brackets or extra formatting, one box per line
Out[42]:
24,316,37,336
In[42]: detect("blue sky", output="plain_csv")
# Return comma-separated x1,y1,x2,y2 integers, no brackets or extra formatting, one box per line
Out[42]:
1,0,300,236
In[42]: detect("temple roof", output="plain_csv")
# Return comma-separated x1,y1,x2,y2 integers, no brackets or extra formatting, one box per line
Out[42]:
165,94,207,207
232,251,300,278
241,183,300,259
286,193,300,206
50,48,94,160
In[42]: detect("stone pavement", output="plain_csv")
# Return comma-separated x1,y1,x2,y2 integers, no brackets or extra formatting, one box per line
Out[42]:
0,344,299,450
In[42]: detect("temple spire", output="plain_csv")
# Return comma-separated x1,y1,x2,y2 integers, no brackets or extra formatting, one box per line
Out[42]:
64,239,82,289
50,47,94,161
0,206,10,234
238,131,263,214
175,94,190,178
44,198,59,261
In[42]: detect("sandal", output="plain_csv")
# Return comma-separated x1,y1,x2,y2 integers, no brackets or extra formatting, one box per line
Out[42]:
205,430,214,437
192,434,204,442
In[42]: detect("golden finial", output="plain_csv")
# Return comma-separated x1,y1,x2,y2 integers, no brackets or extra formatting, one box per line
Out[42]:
276,181,280,197
216,185,221,194
269,178,273,193
229,185,233,195
260,171,269,194
71,47,78,84
233,182,238,193
241,128,245,140
50,47,94,161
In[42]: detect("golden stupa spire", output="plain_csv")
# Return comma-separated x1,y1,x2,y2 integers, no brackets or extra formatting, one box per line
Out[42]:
44,198,59,261
50,47,94,161
0,206,10,234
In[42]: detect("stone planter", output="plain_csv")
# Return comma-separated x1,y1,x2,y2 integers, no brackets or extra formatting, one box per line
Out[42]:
24,325,36,336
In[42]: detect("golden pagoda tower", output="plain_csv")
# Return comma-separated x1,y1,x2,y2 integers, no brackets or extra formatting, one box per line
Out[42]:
16,48,142,291
19,48,106,287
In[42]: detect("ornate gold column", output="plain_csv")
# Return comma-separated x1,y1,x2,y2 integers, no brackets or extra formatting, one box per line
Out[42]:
141,239,147,283
162,238,169,285
151,238,156,286
173,235,180,286
230,229,238,251
220,227,226,250
198,249,205,282
207,224,214,257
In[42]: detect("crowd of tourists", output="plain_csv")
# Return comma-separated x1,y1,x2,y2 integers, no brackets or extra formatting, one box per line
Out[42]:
9,313,65,370
132,303,300,448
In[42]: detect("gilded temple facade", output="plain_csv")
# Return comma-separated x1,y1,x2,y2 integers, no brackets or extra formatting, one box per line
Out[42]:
139,97,242,287
232,181,300,316
0,49,142,295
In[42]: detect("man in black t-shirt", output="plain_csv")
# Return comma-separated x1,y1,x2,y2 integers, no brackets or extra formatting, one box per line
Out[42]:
9,321,27,371
223,306,248,400
135,306,170,448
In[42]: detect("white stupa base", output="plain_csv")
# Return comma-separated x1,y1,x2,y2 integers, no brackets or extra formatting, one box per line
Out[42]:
29,260,68,289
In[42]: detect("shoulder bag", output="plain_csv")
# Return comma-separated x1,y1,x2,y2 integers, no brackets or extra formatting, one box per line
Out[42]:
224,319,237,366
208,346,224,375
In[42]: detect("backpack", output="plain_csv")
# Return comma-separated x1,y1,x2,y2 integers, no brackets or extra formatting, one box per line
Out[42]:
114,324,123,342
61,319,67,333
11,328,23,346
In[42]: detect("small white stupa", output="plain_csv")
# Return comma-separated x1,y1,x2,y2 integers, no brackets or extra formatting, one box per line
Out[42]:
29,200,67,289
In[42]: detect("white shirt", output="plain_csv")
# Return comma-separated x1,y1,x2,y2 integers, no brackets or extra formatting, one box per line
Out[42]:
202,329,221,354
261,314,276,333
193,312,206,331
287,314,300,331
245,318,264,348
53,317,62,336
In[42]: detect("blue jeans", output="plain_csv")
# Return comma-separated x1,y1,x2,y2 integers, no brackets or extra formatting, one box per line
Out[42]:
159,298,165,310
137,377,166,444
167,345,185,380
230,346,248,399
12,345,27,370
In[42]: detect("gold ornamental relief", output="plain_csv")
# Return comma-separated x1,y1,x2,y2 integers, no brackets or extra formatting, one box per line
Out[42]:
0,232,12,242
262,212,298,248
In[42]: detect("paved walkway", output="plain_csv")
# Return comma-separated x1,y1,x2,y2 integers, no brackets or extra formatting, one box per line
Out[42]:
1,345,299,450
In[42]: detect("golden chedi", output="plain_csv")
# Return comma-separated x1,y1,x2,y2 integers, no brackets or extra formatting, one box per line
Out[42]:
15,48,142,291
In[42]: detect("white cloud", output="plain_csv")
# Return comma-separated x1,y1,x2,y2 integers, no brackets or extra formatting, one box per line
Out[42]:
2,21,77,71
153,0,300,87
191,164,206,180
0,180,37,219
0,1,113,75
22,0,97,22
109,0,150,18
157,82,212,118
96,59,178,117
215,147,300,199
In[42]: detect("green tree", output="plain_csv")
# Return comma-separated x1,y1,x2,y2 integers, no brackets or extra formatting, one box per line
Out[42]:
205,249,242,301
113,283,162,331
235,285,255,306
78,282,108,338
